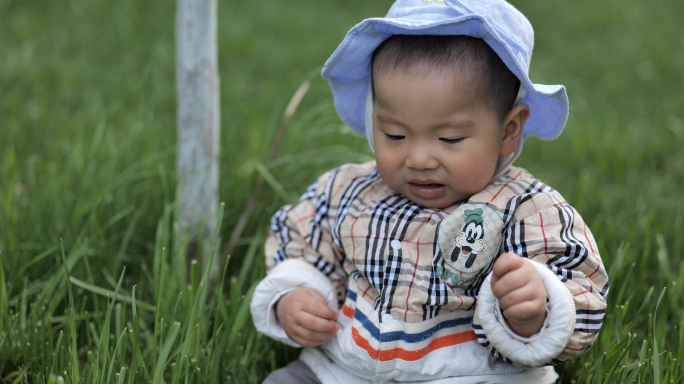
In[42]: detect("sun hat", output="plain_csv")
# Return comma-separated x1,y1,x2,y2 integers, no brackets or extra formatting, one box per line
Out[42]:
322,0,569,144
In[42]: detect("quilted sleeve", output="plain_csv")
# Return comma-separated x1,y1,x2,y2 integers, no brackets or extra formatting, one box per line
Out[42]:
250,168,349,346
473,197,608,367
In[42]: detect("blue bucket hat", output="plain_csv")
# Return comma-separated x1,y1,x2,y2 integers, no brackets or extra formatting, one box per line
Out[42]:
322,0,569,144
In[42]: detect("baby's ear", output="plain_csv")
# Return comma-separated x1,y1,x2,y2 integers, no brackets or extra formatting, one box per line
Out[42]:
500,103,530,156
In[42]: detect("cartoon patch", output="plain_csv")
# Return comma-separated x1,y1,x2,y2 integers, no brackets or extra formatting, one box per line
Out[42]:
437,203,504,287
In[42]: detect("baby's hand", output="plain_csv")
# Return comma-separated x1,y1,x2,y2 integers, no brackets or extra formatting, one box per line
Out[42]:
490,253,547,337
276,287,339,347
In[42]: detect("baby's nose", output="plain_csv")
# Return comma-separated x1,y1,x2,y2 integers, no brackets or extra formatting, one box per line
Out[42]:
405,146,439,170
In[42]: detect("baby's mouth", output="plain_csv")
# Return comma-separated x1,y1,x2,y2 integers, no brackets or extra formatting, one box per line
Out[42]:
408,182,445,199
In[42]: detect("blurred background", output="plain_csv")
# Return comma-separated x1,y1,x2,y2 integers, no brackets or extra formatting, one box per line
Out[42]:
1,0,683,382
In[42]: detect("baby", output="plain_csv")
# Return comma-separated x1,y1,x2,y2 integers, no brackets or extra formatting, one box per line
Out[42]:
251,1,608,383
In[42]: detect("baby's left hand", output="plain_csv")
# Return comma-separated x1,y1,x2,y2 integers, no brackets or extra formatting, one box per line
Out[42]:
490,253,547,337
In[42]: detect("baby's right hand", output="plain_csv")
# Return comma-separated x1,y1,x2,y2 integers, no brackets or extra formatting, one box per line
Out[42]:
276,287,339,347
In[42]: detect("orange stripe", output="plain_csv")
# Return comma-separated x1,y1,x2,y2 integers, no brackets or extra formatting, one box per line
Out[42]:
342,304,355,319
351,327,477,361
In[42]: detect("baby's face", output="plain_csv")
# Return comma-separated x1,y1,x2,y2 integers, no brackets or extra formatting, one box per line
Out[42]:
372,67,509,209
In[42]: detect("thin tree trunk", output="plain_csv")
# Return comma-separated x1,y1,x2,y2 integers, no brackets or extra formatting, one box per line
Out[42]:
175,0,220,267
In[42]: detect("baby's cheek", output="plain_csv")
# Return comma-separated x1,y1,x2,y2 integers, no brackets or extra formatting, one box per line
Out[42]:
446,155,498,192
375,159,399,187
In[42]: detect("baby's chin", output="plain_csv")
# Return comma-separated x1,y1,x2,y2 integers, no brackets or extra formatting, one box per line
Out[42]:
380,176,470,209
404,194,464,209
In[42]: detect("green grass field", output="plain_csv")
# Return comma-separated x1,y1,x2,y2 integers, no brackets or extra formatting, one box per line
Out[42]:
1,0,683,382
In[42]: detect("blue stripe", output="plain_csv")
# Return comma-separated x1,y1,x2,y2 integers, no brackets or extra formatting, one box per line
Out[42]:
354,309,472,344
347,289,357,302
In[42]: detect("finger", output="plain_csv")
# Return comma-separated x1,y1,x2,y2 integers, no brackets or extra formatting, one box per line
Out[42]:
490,268,529,298
289,331,328,348
289,324,339,347
502,300,547,324
291,337,323,348
303,291,338,321
292,324,338,342
295,311,340,334
496,285,543,311
290,333,331,348
491,253,525,281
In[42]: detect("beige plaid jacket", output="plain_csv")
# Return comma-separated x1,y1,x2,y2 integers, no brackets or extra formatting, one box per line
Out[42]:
264,162,608,370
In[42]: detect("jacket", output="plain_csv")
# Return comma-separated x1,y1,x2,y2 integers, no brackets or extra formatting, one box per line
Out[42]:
251,162,608,383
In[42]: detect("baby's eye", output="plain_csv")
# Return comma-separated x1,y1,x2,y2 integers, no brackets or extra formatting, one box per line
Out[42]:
384,133,405,141
439,138,463,144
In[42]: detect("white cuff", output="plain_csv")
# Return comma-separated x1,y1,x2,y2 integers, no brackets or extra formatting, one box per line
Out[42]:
249,259,338,347
493,298,550,343
477,259,575,367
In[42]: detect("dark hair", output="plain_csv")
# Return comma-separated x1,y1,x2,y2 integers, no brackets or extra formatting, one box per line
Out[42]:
371,35,521,120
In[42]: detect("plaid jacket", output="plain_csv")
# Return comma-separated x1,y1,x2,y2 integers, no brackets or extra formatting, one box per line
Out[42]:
258,162,608,381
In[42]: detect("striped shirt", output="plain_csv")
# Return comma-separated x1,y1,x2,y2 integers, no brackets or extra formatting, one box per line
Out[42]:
265,162,608,369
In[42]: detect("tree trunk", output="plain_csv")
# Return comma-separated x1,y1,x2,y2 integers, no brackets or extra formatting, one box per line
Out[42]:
175,0,220,267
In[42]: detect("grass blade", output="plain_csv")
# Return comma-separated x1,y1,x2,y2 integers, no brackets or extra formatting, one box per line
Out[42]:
69,276,155,312
254,162,295,203
205,253,231,382
106,327,128,384
152,321,181,384
50,330,64,376
0,250,6,336
626,286,654,331
116,367,126,384
9,245,58,291
59,239,80,383
128,286,139,384
99,268,126,383
653,287,667,384
153,247,166,369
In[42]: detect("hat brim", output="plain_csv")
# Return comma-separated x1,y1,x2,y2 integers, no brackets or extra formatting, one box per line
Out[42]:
322,16,569,141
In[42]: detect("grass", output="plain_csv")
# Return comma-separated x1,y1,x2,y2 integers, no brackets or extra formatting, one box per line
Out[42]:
0,0,683,382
